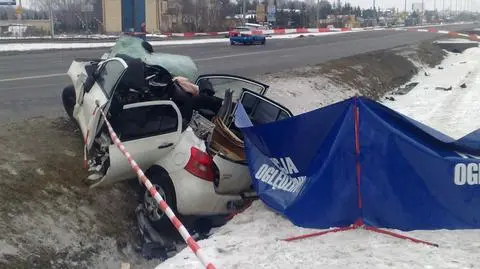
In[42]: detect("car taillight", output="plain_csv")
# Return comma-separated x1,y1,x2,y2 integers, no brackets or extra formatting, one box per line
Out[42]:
184,147,215,182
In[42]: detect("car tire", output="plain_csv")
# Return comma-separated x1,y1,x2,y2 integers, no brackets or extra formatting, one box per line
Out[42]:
261,40,266,45
141,166,178,231
62,84,76,120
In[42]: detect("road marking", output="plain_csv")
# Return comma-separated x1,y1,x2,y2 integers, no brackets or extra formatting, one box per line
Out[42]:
193,44,323,62
0,73,66,82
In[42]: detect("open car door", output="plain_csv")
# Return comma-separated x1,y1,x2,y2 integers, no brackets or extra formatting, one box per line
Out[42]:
209,89,293,195
79,57,129,150
92,100,183,187
235,89,293,125
195,74,269,101
221,89,293,141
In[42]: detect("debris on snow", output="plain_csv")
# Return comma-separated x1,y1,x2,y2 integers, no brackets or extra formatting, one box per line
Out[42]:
435,86,453,91
393,82,419,95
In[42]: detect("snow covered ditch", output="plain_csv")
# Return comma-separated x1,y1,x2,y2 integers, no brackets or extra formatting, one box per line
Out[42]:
155,46,480,268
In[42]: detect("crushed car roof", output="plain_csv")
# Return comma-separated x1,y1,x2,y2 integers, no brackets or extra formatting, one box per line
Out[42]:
107,36,199,82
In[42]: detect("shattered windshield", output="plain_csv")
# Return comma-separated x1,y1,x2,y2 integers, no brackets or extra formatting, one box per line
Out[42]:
107,36,199,82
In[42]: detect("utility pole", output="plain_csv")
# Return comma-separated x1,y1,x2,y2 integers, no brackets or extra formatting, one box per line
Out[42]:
316,0,320,27
49,0,54,38
450,0,452,17
243,0,247,24
443,0,445,19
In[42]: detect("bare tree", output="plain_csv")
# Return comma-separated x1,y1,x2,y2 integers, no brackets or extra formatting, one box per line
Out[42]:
31,0,102,33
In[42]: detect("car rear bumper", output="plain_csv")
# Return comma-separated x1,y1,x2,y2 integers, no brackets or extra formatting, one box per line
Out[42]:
170,169,244,216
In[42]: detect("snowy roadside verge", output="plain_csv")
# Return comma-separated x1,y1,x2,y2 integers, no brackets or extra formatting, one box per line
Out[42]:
155,43,480,269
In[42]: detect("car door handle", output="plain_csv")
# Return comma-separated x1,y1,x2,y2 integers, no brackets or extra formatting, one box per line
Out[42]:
158,142,174,149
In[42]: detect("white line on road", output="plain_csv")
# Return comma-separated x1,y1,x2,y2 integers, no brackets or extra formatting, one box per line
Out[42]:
0,73,66,82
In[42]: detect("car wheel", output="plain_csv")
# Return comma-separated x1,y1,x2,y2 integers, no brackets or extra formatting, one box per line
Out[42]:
62,84,76,120
142,167,177,231
261,40,266,45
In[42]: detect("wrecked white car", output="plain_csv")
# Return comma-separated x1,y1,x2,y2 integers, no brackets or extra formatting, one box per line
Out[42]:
61,36,293,229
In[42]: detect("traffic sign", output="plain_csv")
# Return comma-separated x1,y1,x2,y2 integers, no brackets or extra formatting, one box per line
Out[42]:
267,6,276,22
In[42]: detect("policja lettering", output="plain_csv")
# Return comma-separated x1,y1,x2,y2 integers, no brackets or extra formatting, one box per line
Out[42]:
254,157,306,193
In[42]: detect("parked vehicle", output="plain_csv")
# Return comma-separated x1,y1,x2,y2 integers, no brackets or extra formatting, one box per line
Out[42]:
61,36,291,230
230,33,266,45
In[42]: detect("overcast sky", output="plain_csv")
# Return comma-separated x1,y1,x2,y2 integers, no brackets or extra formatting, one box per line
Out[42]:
15,0,480,12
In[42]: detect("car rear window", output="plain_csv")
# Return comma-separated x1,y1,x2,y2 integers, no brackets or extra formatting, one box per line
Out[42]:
241,92,290,125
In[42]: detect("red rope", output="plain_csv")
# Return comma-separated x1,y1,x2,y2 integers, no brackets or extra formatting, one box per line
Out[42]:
282,223,438,247
364,226,439,247
283,226,356,242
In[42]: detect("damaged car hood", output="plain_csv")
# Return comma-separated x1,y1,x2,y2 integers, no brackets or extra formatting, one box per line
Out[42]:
106,36,199,82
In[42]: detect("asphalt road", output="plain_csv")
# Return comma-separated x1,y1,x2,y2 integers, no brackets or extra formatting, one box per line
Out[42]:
0,23,477,122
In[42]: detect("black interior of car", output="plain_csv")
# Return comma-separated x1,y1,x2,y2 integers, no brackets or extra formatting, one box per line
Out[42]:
100,54,225,136
113,104,179,142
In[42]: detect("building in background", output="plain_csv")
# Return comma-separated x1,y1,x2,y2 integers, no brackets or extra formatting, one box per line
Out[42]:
102,0,188,34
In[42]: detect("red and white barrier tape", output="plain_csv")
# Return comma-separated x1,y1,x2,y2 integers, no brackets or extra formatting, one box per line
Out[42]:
164,27,357,37
392,27,480,41
95,106,216,269
154,22,472,38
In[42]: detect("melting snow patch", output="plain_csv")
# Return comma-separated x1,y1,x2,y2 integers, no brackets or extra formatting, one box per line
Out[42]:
0,163,18,176
36,168,45,176
0,240,18,259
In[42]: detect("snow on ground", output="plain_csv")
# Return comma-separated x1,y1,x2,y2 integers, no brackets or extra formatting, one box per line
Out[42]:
434,38,479,44
0,31,355,52
155,47,480,269
383,47,480,139
256,70,356,115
